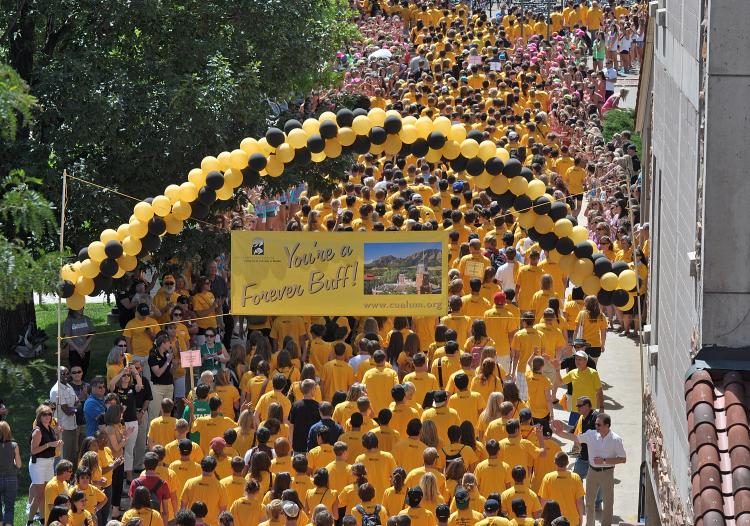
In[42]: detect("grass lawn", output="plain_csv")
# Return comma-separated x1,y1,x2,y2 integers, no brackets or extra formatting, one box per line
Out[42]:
7,301,119,526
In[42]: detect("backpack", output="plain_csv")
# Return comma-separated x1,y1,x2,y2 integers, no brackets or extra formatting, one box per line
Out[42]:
133,478,164,511
323,316,341,342
355,504,382,526
470,345,484,369
442,445,465,463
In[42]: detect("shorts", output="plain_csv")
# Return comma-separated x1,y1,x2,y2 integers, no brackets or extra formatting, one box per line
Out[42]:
620,49,630,55
588,346,602,358
533,415,552,436
515,371,529,401
574,195,583,203
29,457,54,485
635,41,644,48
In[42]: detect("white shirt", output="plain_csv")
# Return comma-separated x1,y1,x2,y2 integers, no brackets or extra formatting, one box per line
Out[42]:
495,260,518,290
50,381,78,431
348,354,371,374
577,428,627,468
605,67,618,91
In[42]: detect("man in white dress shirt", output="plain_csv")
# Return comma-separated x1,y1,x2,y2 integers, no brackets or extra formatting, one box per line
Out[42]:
551,413,626,526
494,247,520,290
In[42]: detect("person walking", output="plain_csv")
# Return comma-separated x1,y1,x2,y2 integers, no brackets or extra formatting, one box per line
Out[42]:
551,413,626,526
0,422,21,526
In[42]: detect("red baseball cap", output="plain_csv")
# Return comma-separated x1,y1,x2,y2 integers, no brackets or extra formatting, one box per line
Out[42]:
493,291,507,305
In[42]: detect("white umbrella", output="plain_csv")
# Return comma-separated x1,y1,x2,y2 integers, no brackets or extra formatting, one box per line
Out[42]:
368,48,392,60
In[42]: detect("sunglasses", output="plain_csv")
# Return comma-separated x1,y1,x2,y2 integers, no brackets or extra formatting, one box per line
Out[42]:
41,412,53,417
206,334,216,338
117,344,127,348
173,313,183,318
576,403,588,408
71,370,83,374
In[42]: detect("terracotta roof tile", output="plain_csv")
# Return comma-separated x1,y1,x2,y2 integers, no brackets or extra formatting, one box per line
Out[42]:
687,370,750,524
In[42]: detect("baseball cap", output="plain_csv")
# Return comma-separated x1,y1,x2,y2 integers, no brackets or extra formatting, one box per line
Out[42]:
574,350,589,359
493,291,507,305
210,437,226,451
452,182,464,192
407,487,423,507
178,439,194,455
433,390,448,405
282,501,300,519
484,499,500,513
136,303,150,316
454,488,470,509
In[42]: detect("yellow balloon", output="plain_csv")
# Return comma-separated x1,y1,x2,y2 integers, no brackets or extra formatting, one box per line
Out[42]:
324,139,342,158
302,118,320,136
518,211,536,229
60,264,80,282
352,115,372,135
134,201,154,222
257,137,274,156
553,218,573,238
617,269,637,290
368,108,386,127
122,236,142,256
415,117,433,138
113,267,126,279
229,149,249,170
276,143,295,163
600,272,618,291
338,127,356,146
401,116,417,126
188,168,205,188
172,201,192,221
474,172,492,189
582,274,601,296
399,125,418,144
128,219,148,239
88,241,106,262
66,295,86,310
287,128,308,149
266,155,284,177
80,259,99,279
509,176,528,196
165,214,184,233
224,168,243,188
117,254,138,272
527,179,546,200
201,156,220,174
619,294,636,311
571,225,589,244
535,215,554,234
311,151,327,163
319,111,337,123
424,149,442,163
490,175,510,194
570,258,595,285
478,141,496,161
547,249,562,263
100,229,119,244
164,184,181,204
587,239,600,254
116,224,130,241
384,134,402,155
385,109,401,119
179,182,199,203
76,276,95,296
443,140,461,160
496,148,510,163
240,137,260,155
433,116,452,136
560,253,578,274
460,139,480,158
216,185,234,201
449,124,467,143
369,143,385,155
216,151,231,172
152,195,172,217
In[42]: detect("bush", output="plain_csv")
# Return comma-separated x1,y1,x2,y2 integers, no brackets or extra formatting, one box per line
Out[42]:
603,109,642,156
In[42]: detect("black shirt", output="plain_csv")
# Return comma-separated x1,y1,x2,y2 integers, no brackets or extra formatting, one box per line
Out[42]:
148,350,174,385
115,385,138,422
288,399,321,452
135,377,153,411
579,410,599,461
70,381,90,426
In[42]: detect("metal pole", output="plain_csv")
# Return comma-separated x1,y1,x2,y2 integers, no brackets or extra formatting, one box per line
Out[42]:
57,171,68,410
547,0,551,40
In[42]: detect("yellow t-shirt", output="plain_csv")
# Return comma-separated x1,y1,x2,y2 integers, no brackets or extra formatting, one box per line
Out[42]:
575,311,607,347
220,474,247,505
45,478,70,521
561,367,602,406
362,366,398,413
500,485,541,519
192,291,218,329
229,496,263,526
325,458,352,493
122,508,162,526
402,371,439,406
165,440,204,465
191,415,237,455
420,406,460,445
474,458,513,496
498,437,542,472
68,509,94,526
148,415,177,447
68,484,107,517
321,359,355,400
399,506,437,526
539,471,585,525
447,391,483,427
169,459,203,501
354,450,397,498
308,444,336,473
511,328,543,372
124,316,158,357
392,438,426,475
525,371,552,418
180,475,230,526
254,390,291,421
515,265,544,310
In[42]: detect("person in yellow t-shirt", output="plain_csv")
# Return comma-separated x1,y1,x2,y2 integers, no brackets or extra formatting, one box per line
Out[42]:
254,375,292,422
441,297,472,350
510,312,542,397
483,292,518,371
474,439,513,496
308,430,336,473
403,353,439,404
306,325,333,372
555,350,604,417
191,397,237,455
392,419,426,476
515,251,544,311
448,488,483,526
192,278,220,331
399,486,438,526
355,432,397,500
362,351,398,413
447,374,483,428
45,460,73,522
124,303,157,358
431,341,461,391
461,279,493,320
148,398,178,448
325,441,351,494
420,391,460,445
122,487,164,526
169,439,203,512
372,409,402,452
538,451,585,525
525,357,553,436
564,158,587,214
165,420,205,465
229,479,263,526
68,468,107,521
575,296,608,362
220,456,248,505
180,456,230,526
500,466,542,520
321,344,356,400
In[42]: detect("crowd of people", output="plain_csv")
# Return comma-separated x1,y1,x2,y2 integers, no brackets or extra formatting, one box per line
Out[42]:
0,2,653,526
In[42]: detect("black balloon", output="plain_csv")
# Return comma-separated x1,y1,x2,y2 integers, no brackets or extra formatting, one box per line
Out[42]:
513,194,533,213
144,197,154,204
467,130,484,142
594,257,613,277
307,134,325,153
292,147,311,166
612,261,629,275
533,196,551,215
591,253,606,262
59,280,75,298
502,158,522,177
369,127,387,145
411,139,429,158
93,275,113,293
573,241,594,259
597,289,613,306
319,120,338,140
205,171,224,190
556,237,575,254
283,119,302,133
520,167,533,182
191,201,210,219
399,142,412,156
197,187,216,206
566,214,579,226
384,115,402,134
485,157,504,175
249,153,267,171
78,248,89,262
141,233,161,252
352,108,368,118
352,135,371,154
497,191,515,209
549,201,568,221
466,157,485,176
612,289,630,307
99,258,119,278
427,131,446,150
527,227,541,241
148,216,167,236
265,127,285,148
450,155,468,172
539,232,558,251
104,240,123,259
336,109,355,127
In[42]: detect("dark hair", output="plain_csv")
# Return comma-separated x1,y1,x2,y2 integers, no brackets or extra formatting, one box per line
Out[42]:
541,501,563,526
175,509,197,526
132,486,152,509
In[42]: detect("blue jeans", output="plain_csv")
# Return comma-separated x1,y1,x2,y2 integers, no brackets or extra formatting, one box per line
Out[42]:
573,458,603,507
0,475,18,525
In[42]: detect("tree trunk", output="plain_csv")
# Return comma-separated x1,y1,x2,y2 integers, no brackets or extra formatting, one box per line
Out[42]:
0,300,36,355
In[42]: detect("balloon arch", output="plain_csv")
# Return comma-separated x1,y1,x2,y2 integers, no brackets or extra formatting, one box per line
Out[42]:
58,108,639,311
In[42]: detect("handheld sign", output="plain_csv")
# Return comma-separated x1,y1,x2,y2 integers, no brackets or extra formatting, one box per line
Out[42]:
181,350,202,392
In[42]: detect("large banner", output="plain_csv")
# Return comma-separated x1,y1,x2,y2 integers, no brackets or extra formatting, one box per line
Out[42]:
231,231,448,316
